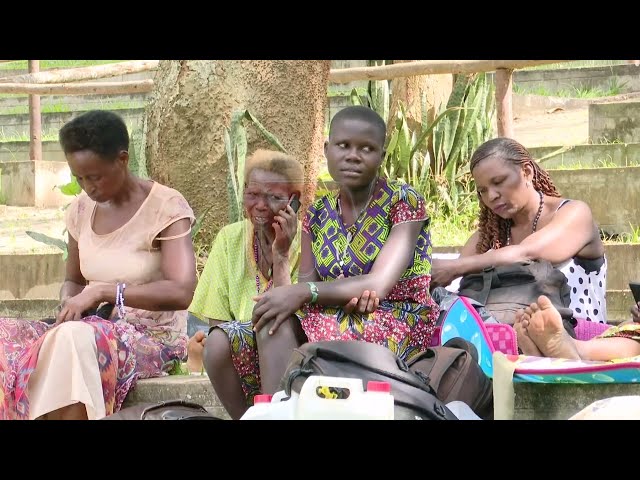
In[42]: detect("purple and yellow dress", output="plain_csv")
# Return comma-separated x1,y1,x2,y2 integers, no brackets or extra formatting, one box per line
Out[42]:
299,178,439,361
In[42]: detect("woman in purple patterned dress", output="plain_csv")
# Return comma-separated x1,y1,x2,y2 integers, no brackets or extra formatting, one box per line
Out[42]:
250,106,439,394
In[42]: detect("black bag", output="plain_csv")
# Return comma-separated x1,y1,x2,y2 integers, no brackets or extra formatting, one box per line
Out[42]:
281,340,491,420
102,400,223,420
457,260,574,328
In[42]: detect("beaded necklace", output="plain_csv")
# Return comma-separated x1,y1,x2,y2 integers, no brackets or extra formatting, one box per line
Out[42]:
506,189,544,246
253,234,273,295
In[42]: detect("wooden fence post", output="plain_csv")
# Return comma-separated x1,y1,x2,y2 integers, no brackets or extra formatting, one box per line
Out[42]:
28,60,42,161
495,67,514,138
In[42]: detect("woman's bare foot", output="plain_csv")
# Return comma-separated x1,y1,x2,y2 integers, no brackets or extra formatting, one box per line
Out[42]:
514,309,543,356
525,295,581,360
187,331,207,374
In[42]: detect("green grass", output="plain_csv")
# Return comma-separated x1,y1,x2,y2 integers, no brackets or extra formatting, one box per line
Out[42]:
0,99,147,116
0,60,123,71
522,61,627,71
602,225,640,244
514,76,629,99
550,158,640,170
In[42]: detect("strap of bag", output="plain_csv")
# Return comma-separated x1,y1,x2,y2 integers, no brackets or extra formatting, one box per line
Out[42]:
140,399,208,419
408,347,466,393
477,267,494,305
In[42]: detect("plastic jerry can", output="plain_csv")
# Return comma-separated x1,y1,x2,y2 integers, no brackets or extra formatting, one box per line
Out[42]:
240,392,297,420
295,375,394,420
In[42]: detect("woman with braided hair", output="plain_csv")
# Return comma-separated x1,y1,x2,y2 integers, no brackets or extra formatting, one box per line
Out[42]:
432,137,607,325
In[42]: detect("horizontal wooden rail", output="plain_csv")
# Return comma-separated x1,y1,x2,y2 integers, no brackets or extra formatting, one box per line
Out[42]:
327,60,567,84
0,60,159,84
0,80,154,95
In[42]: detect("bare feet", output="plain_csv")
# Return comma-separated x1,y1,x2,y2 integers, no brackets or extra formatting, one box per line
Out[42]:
523,295,581,360
514,309,543,356
187,331,207,374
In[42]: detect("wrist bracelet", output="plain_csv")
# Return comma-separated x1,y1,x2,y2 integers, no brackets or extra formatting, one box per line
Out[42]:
307,282,319,304
116,282,127,320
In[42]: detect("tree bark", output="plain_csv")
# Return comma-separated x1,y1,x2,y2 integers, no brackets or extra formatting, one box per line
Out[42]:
145,60,330,244
387,61,453,136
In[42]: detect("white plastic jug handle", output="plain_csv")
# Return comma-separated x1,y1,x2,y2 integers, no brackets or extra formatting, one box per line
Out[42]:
298,375,364,401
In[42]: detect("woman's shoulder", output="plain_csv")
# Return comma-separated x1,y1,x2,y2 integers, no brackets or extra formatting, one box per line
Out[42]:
383,178,425,207
65,191,92,220
309,191,337,214
217,219,250,240
150,182,190,204
549,197,595,223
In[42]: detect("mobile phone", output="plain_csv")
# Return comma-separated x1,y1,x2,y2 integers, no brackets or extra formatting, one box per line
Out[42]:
630,282,640,304
288,194,301,213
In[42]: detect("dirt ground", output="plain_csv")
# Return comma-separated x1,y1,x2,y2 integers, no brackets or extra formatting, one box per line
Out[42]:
514,108,589,147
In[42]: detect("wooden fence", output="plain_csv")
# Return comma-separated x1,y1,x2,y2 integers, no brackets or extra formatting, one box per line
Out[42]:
0,60,567,161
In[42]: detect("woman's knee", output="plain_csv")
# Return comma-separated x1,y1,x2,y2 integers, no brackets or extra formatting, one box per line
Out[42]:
203,328,232,372
55,321,95,343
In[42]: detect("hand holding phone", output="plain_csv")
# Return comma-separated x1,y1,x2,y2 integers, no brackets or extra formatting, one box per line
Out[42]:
288,194,301,214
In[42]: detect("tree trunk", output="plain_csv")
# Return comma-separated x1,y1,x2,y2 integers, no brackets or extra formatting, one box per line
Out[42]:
145,60,330,244
387,60,453,134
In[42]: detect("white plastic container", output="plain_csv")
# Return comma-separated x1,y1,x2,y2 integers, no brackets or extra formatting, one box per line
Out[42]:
295,376,394,420
240,392,297,420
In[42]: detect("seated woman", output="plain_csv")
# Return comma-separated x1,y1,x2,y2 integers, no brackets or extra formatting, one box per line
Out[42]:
516,295,640,361
0,110,196,420
250,105,440,398
193,149,376,419
432,137,607,324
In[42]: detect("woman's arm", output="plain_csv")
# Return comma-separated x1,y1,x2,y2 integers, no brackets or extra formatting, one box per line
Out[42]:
297,230,320,283
272,204,299,288
439,200,597,279
59,234,86,301
305,220,425,303
58,218,197,322
251,220,425,332
100,218,197,310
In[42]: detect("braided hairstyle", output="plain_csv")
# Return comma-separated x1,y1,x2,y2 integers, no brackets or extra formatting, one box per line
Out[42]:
471,137,561,253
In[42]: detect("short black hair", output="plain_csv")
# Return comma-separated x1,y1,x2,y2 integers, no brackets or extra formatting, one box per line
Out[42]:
59,110,129,161
329,105,386,146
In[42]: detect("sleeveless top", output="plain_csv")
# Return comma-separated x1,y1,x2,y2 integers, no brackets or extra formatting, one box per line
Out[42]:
553,199,607,323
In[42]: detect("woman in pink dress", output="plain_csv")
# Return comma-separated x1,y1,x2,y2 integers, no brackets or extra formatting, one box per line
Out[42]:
0,110,196,419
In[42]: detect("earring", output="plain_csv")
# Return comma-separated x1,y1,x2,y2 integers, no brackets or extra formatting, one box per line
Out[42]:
526,181,531,188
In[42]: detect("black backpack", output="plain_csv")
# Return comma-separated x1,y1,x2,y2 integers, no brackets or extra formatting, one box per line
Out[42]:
281,339,492,420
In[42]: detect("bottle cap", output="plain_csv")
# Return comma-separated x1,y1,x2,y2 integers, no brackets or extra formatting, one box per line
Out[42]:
367,381,391,393
253,394,273,404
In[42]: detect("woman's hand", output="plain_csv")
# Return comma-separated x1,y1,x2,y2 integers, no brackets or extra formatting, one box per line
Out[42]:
343,290,379,315
252,284,307,335
430,260,461,289
272,204,298,258
56,286,101,324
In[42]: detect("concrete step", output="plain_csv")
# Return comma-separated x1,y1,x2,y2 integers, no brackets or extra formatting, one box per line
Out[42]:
529,142,640,169
513,382,640,419
548,166,640,236
122,375,230,420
